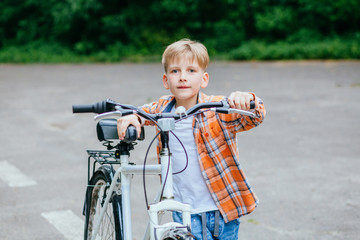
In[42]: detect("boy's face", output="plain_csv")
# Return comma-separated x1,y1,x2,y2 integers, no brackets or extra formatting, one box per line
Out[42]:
162,56,209,109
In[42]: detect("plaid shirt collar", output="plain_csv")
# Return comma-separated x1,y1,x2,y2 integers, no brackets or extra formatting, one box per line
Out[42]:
161,92,209,113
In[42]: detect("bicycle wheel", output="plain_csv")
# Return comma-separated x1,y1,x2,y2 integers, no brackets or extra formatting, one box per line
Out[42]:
84,168,123,240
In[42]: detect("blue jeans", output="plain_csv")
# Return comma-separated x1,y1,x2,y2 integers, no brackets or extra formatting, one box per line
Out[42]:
172,211,240,240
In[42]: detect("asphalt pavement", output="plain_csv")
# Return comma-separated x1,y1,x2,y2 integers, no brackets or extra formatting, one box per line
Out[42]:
0,61,359,240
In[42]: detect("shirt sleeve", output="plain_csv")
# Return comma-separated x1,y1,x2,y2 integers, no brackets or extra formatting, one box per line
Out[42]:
218,93,266,133
139,101,158,126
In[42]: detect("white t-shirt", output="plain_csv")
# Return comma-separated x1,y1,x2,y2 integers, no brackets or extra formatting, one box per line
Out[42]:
169,110,218,214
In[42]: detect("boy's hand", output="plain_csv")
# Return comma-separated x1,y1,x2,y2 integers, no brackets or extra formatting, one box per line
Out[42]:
228,91,257,110
117,115,142,140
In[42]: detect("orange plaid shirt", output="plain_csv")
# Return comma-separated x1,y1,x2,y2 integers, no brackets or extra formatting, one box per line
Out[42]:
141,92,266,222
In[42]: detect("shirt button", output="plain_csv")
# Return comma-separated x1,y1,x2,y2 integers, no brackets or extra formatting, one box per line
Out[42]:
204,132,209,137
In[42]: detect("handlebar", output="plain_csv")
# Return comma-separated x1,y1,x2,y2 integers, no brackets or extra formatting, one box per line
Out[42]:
123,100,256,120
73,99,258,142
73,99,257,121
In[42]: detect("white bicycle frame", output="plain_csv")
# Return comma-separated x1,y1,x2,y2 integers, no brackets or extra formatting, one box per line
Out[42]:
90,119,192,240
90,107,257,240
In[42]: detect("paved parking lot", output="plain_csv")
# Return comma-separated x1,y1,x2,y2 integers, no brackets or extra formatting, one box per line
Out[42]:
0,61,359,239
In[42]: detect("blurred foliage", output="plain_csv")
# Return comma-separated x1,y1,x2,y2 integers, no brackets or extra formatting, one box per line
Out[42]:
0,0,359,62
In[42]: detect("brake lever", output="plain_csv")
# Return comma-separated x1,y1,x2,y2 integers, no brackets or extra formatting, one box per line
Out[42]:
211,107,256,118
94,107,137,121
94,111,123,121
228,109,256,118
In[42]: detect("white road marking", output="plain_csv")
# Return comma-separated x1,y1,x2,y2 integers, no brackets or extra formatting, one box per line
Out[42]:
41,210,84,240
0,161,37,187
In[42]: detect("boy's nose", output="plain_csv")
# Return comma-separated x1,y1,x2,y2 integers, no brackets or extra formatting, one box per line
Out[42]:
180,72,187,81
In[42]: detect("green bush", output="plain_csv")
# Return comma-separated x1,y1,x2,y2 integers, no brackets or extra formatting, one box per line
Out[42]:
229,37,360,60
0,41,85,63
1,0,359,62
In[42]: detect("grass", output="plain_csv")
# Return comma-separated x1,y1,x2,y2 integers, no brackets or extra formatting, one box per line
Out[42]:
229,38,360,60
0,42,87,63
0,41,161,63
0,37,359,63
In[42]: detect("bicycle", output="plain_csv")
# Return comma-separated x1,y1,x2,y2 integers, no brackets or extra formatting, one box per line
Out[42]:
72,99,256,240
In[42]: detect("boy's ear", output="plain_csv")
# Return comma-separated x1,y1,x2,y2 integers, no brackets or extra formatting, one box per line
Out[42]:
201,72,209,88
162,73,170,89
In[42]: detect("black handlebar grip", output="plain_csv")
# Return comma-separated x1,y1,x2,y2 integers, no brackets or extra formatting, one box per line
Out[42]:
250,100,255,109
72,104,96,113
124,126,138,143
124,125,145,143
72,100,116,114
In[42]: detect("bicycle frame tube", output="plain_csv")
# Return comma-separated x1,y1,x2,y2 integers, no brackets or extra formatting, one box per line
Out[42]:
121,154,133,240
160,147,174,199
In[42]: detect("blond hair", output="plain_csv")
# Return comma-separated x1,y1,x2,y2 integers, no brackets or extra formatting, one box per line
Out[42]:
162,39,209,73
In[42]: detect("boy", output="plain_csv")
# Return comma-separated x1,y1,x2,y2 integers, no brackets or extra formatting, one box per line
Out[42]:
117,39,266,239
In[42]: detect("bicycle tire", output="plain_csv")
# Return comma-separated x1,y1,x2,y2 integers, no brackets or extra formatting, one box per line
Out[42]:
84,167,123,240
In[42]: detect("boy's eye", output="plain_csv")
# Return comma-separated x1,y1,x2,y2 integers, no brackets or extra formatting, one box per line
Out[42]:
171,69,178,73
188,67,198,73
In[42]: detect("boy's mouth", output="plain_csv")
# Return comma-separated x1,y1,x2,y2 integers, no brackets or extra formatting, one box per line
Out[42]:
177,86,190,89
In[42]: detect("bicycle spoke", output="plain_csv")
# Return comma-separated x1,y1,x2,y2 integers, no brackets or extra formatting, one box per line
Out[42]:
85,174,121,240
